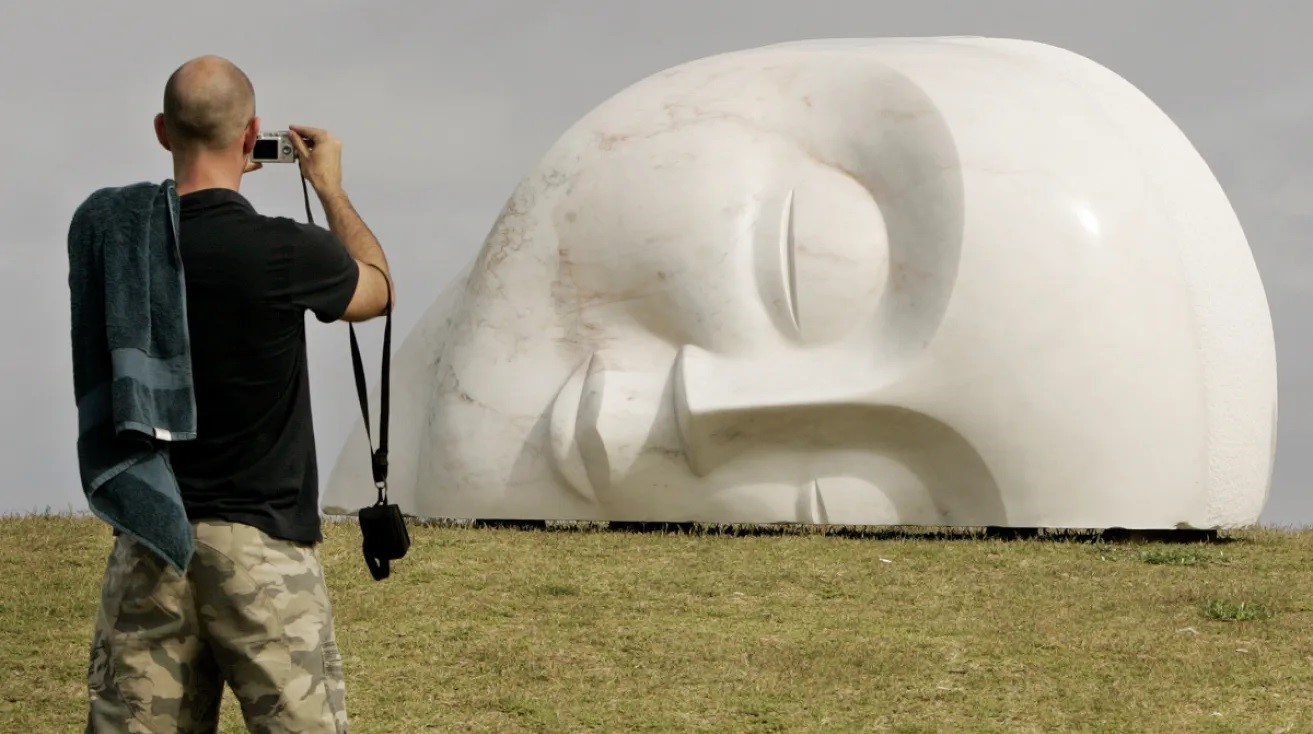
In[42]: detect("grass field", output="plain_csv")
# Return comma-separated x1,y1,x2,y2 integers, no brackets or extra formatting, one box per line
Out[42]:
2,516,1311,733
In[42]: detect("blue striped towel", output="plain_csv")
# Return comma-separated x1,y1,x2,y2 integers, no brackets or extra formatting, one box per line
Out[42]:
67,180,196,571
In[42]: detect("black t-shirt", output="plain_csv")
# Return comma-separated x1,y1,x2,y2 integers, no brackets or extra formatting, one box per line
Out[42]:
169,188,359,543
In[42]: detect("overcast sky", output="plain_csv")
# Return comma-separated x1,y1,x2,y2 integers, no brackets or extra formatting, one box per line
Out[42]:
2,0,1307,526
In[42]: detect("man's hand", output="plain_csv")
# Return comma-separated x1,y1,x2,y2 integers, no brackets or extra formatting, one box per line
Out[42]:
242,160,263,175
288,125,343,196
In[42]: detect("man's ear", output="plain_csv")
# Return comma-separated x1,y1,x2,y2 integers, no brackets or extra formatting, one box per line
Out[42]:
153,113,172,152
241,116,260,156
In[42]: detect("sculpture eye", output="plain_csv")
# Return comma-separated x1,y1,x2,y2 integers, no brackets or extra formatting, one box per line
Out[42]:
754,178,888,344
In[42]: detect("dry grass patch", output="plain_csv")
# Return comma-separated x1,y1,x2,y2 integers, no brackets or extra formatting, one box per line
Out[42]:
2,517,1312,732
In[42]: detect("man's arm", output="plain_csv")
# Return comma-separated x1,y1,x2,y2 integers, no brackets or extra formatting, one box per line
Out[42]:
318,189,392,322
289,125,393,322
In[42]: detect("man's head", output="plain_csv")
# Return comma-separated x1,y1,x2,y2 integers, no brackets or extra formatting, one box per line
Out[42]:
154,55,258,159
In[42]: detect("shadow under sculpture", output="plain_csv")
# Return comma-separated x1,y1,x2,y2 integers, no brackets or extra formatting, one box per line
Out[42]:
325,37,1277,530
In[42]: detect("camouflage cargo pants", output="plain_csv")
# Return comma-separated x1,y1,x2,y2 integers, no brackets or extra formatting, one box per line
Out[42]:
85,520,348,733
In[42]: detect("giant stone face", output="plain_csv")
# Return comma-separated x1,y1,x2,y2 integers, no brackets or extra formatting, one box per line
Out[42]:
326,37,1277,529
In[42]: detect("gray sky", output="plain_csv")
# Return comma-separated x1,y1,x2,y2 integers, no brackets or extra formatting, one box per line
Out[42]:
2,0,1308,525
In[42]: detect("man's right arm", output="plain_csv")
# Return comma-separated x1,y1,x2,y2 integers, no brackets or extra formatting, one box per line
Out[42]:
318,189,392,322
289,125,392,322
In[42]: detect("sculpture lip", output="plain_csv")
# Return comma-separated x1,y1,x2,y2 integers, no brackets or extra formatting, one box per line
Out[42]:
799,477,830,524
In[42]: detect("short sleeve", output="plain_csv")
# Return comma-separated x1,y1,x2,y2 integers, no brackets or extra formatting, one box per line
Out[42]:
282,224,360,322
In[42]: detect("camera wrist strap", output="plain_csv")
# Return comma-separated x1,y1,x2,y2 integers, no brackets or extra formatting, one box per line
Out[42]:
301,176,392,505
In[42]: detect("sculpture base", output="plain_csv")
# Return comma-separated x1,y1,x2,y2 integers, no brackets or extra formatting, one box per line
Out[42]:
440,518,1228,542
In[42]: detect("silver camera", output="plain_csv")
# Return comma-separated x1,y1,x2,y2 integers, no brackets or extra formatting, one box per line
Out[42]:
251,130,296,163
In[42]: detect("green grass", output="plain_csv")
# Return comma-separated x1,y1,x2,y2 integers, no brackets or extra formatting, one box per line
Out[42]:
2,517,1312,733
1138,547,1225,566
1202,599,1273,622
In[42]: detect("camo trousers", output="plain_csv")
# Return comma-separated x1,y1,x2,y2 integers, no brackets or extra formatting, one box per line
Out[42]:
85,520,348,733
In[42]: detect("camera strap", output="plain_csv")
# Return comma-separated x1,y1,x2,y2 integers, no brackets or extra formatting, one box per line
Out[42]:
352,305,404,582
300,175,392,504
301,175,405,581
349,286,391,504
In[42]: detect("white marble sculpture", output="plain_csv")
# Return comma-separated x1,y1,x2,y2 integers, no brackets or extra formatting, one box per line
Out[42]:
325,37,1277,529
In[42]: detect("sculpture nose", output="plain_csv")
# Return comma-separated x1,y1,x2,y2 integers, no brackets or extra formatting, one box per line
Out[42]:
672,343,899,476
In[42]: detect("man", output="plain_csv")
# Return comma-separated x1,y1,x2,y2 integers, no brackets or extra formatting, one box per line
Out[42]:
84,55,392,733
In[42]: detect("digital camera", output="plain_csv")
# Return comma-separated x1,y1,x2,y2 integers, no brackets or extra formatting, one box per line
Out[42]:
251,130,296,163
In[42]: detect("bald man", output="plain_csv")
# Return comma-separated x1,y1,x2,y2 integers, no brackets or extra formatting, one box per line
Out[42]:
84,56,390,733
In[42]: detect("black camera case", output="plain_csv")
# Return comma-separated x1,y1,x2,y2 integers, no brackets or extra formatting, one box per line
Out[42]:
359,496,409,581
